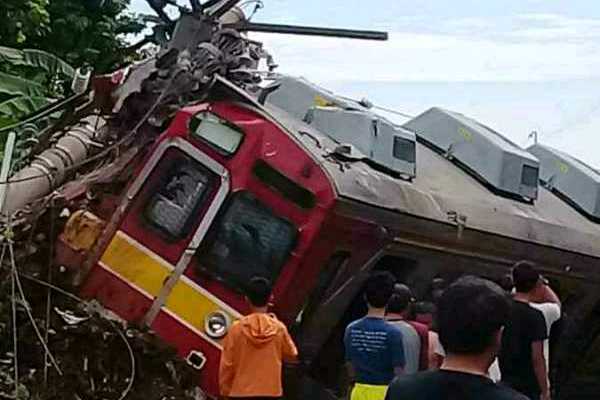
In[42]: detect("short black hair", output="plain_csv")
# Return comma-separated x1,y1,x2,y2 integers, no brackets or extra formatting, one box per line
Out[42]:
386,284,414,314
364,271,395,308
438,276,510,355
245,276,272,307
512,261,540,293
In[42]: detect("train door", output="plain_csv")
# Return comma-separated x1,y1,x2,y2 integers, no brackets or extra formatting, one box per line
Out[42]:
83,136,229,330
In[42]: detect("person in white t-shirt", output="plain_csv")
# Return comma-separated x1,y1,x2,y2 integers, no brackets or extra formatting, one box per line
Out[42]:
529,280,562,373
429,273,561,385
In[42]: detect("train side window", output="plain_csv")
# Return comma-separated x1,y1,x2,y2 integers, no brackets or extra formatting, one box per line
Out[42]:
196,191,298,291
144,155,215,239
393,136,416,163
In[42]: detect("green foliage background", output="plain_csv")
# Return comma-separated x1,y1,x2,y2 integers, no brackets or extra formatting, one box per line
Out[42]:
0,0,145,73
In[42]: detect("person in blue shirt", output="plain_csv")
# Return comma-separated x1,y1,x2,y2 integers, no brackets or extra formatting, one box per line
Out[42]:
344,271,405,400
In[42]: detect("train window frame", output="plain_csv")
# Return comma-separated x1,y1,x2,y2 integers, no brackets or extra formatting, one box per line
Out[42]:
393,136,416,164
143,151,217,241
521,164,539,188
195,191,299,292
189,111,244,156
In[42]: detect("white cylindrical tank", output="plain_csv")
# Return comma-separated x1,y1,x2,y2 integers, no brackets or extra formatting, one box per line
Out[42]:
1,116,104,215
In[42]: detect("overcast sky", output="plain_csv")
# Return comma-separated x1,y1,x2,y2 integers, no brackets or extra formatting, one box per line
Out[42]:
130,0,600,167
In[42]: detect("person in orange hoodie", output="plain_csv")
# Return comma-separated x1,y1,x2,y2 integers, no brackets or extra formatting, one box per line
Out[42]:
219,277,298,400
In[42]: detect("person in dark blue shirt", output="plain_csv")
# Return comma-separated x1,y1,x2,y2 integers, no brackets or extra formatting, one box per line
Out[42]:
344,271,405,400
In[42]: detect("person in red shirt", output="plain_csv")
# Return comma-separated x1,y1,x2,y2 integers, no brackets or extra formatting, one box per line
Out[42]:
219,277,298,400
386,284,429,371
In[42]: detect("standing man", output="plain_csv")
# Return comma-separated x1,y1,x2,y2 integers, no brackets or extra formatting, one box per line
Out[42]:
530,280,562,384
386,284,429,372
345,271,405,400
219,277,298,400
385,276,528,400
499,261,561,400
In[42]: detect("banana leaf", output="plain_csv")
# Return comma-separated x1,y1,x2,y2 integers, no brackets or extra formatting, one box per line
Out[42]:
0,96,50,124
0,72,45,98
0,46,75,79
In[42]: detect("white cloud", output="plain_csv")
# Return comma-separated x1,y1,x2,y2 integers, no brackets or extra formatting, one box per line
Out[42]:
251,13,600,167
253,27,600,82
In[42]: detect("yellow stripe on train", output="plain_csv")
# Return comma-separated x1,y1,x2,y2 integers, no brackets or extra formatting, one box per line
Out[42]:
100,230,239,346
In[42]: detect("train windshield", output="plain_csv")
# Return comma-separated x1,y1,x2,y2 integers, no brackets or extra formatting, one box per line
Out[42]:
196,191,297,291
145,153,216,239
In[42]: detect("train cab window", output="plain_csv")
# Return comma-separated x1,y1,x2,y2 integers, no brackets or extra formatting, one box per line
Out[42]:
189,111,243,155
196,191,298,291
145,156,215,239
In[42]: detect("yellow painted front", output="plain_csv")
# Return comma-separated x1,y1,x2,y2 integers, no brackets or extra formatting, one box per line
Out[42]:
100,230,239,346
165,278,237,335
100,231,170,297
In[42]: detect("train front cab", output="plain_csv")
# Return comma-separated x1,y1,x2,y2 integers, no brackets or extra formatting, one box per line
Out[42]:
81,101,341,396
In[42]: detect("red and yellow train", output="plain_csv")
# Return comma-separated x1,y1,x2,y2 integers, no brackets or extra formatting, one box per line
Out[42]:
47,76,600,399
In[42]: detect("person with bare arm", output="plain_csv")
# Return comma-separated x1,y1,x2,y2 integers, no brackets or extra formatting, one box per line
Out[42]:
529,277,562,380
499,261,560,400
385,277,527,400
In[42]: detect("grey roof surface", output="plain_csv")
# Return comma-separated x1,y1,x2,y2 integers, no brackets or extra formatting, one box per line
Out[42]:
262,101,600,259
217,76,600,259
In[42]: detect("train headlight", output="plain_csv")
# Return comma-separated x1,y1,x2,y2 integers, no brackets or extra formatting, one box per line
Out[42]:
204,311,230,339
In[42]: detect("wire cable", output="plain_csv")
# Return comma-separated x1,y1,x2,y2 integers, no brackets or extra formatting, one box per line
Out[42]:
3,242,18,395
2,258,136,400
8,237,63,376
337,94,415,120
238,0,263,20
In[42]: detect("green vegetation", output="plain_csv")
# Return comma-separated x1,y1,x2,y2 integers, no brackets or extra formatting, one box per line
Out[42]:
0,0,145,73
0,46,75,129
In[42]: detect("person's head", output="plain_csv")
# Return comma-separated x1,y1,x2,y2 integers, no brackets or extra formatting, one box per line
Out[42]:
245,276,272,308
438,276,511,359
512,261,544,295
386,283,415,316
498,274,514,293
364,271,396,309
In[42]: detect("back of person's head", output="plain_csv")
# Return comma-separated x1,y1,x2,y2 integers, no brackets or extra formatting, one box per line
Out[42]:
364,271,395,308
438,276,510,355
512,261,541,293
386,283,414,314
245,276,272,307
498,274,514,293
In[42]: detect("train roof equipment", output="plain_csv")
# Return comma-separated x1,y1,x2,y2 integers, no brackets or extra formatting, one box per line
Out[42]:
528,143,600,222
262,75,417,179
403,107,540,201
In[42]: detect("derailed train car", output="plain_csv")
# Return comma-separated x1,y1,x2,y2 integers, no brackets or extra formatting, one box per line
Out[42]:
51,74,599,399
261,78,600,400
3,4,599,398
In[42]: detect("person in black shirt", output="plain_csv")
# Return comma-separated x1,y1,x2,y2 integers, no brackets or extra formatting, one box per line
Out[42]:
499,261,558,400
385,276,528,400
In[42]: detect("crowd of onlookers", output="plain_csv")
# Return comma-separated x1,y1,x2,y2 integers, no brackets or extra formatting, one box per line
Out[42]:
217,261,561,400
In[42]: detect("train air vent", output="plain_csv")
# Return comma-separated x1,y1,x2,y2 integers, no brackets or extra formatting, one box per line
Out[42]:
305,107,416,178
262,76,416,179
262,76,350,120
528,144,600,221
403,107,539,201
